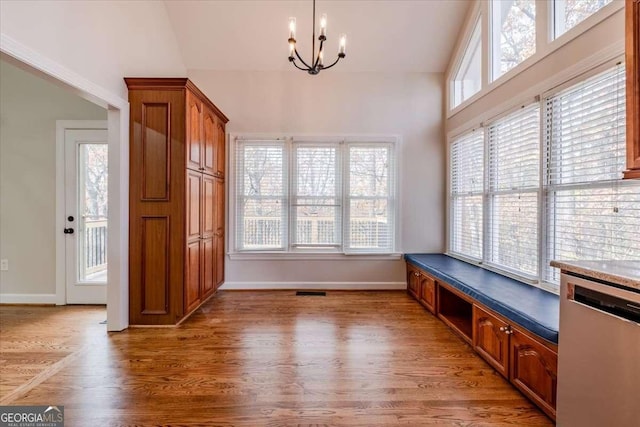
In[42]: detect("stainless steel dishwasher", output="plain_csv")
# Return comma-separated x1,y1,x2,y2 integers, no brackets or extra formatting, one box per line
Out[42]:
557,273,640,427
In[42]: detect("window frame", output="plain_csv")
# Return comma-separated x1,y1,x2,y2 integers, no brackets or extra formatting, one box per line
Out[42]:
451,14,483,109
229,134,400,258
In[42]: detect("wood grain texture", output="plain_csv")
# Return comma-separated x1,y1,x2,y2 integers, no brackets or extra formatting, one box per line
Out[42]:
473,305,509,379
3,292,552,426
128,88,186,325
625,0,640,179
0,305,105,402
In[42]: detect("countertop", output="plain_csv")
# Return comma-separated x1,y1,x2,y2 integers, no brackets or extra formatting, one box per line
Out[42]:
550,260,640,290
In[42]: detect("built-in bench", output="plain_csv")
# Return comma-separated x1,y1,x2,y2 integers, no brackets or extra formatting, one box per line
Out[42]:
404,253,559,343
404,253,559,420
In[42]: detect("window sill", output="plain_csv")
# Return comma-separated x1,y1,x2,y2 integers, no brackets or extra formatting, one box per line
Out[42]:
228,252,403,261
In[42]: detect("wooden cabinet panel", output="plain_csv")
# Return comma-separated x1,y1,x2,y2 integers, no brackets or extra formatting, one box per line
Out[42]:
214,177,225,289
203,107,217,176
186,91,203,171
185,240,202,313
418,273,436,313
202,174,215,238
473,305,509,378
140,103,170,201
215,120,226,177
202,237,215,298
625,0,640,178
406,265,420,298
510,327,558,420
187,171,202,242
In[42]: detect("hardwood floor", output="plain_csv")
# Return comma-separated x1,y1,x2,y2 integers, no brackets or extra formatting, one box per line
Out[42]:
0,292,552,426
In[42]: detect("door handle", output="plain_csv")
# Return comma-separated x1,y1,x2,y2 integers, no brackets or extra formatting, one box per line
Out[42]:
64,228,75,234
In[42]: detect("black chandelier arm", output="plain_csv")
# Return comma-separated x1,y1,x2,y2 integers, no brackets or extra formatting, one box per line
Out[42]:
294,47,313,70
290,59,309,72
313,38,325,69
320,55,343,70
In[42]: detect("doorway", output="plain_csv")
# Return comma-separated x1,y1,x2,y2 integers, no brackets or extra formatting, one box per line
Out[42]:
64,127,108,304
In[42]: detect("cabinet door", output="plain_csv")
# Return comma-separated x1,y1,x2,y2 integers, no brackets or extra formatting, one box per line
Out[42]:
186,91,203,171
418,273,436,313
625,0,640,178
185,240,201,313
215,120,226,178
202,174,215,238
214,177,225,289
406,265,419,298
203,107,217,176
186,170,202,242
201,237,215,298
510,327,558,419
473,306,509,378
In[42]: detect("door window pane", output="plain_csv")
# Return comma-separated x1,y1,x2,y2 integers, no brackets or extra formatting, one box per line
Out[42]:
78,143,108,282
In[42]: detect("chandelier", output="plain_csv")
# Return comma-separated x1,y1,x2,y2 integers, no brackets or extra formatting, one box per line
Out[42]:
287,0,347,74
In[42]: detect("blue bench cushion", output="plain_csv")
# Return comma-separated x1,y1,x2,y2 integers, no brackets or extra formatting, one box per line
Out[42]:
404,253,559,344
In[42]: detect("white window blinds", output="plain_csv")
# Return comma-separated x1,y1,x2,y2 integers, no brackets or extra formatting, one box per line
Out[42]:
450,130,484,260
487,104,541,277
234,138,397,253
235,140,287,251
544,64,640,283
346,144,395,252
292,143,341,248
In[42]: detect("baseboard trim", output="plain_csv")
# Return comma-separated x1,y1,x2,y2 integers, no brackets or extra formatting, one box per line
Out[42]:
0,293,58,305
219,282,407,291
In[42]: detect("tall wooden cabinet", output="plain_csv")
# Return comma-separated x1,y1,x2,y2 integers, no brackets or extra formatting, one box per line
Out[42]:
125,78,229,325
626,0,640,179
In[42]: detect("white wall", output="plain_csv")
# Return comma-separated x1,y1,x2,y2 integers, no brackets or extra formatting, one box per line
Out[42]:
0,0,186,100
0,59,107,299
189,70,445,287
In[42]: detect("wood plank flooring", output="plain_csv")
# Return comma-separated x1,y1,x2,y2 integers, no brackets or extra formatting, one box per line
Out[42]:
0,291,553,426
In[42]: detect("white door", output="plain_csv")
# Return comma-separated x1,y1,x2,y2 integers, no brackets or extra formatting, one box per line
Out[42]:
64,129,108,304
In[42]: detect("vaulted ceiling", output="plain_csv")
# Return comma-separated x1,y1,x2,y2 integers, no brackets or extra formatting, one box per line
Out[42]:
163,0,471,73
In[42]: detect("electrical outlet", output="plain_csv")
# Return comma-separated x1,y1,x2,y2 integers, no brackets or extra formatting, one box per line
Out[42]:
0,259,8,271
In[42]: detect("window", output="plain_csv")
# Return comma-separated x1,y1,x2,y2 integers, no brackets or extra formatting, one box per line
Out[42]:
488,104,541,277
235,140,288,250
491,0,536,80
554,0,613,38
450,130,484,260
452,16,482,108
448,62,639,290
544,64,640,283
234,138,396,253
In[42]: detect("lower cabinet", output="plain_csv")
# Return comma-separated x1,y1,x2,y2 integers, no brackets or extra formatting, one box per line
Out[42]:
406,264,557,421
407,266,436,314
407,265,420,298
473,305,509,378
418,273,436,313
510,327,558,420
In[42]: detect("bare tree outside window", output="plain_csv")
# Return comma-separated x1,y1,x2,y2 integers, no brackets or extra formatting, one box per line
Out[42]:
493,0,536,79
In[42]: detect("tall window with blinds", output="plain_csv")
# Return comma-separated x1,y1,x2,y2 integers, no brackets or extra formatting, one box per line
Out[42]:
234,138,397,253
450,130,484,260
235,140,288,251
292,143,341,248
346,144,395,253
487,104,541,278
544,64,640,284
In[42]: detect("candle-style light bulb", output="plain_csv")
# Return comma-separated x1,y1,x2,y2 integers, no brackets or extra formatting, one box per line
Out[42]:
320,13,327,38
338,34,347,56
288,17,296,40
289,41,295,58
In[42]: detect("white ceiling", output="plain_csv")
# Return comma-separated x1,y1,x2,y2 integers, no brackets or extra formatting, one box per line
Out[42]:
163,0,471,73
